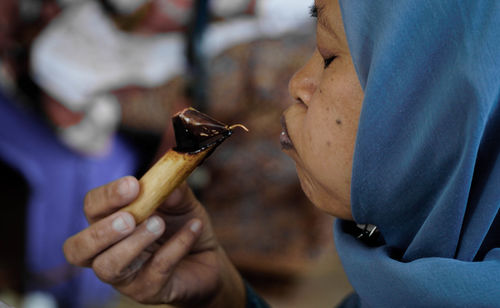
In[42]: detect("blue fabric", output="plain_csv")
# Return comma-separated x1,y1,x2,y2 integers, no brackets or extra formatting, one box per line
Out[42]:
0,92,138,307
244,281,271,308
337,293,360,308
335,0,500,306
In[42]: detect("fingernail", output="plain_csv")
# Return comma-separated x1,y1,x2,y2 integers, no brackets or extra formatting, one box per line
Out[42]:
118,178,131,197
146,216,163,235
112,214,134,233
190,220,201,233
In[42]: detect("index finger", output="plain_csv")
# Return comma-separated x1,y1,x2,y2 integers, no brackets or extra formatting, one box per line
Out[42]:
84,176,140,223
63,211,136,267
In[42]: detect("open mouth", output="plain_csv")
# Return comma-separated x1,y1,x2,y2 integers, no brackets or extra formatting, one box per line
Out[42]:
280,115,294,150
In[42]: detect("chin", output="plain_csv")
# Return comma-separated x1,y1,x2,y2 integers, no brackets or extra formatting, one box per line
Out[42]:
313,198,353,220
296,167,353,220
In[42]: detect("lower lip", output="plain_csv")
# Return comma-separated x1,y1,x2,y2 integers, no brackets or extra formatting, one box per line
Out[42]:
280,131,294,150
280,116,294,150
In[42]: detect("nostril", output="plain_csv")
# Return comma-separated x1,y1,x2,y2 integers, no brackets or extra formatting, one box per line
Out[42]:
297,97,308,108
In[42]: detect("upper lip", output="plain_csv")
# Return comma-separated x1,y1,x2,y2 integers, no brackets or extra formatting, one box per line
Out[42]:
280,114,289,136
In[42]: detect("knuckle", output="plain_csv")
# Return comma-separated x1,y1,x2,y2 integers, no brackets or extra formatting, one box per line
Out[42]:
125,269,166,304
93,256,119,283
131,283,158,304
63,237,88,267
88,226,102,247
84,226,107,257
106,183,115,202
107,181,122,204
132,291,150,304
62,239,77,265
166,288,179,303
151,255,173,276
177,232,194,251
83,191,95,216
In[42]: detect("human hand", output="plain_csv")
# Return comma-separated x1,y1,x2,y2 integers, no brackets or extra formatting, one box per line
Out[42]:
63,176,245,307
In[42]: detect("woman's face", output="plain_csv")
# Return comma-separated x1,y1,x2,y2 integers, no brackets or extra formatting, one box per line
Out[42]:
281,0,363,219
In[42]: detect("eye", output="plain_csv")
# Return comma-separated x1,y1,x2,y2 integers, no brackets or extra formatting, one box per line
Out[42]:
324,56,337,69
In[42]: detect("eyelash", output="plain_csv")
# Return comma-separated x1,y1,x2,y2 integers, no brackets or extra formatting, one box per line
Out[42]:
324,56,337,69
310,5,318,18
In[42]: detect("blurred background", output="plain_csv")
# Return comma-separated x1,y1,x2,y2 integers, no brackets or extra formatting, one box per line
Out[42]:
0,0,351,307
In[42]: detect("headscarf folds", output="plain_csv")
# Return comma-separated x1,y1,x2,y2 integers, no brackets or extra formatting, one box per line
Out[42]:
335,0,500,306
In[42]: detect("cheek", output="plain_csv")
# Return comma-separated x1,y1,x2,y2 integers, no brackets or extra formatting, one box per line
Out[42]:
284,55,363,218
297,83,361,202
302,120,347,184
306,73,363,159
301,98,345,161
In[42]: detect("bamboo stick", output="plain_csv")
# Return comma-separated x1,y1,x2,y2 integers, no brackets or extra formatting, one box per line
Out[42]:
122,148,211,223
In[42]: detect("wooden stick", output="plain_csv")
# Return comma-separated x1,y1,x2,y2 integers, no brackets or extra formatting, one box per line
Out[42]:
122,148,211,223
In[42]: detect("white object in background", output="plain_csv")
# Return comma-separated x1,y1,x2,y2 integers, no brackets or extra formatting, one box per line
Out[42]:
31,0,186,112
203,0,313,58
57,94,121,156
22,292,57,308
57,0,150,12
155,0,193,27
108,0,150,14
210,0,251,18
32,0,309,109
203,17,260,58
30,0,186,155
256,0,313,37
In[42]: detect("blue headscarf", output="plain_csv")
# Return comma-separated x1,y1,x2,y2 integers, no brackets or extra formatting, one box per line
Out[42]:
335,0,500,306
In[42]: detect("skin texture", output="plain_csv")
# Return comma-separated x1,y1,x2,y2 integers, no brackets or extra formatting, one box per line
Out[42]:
63,0,364,306
282,0,363,219
64,177,245,307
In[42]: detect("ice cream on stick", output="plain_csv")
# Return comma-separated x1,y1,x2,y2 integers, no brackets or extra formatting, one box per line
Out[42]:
123,107,248,223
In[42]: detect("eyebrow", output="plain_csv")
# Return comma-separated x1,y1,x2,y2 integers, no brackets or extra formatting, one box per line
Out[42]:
309,4,329,29
309,3,339,41
309,4,318,17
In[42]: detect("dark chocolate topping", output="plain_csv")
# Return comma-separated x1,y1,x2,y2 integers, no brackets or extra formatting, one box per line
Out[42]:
172,108,233,153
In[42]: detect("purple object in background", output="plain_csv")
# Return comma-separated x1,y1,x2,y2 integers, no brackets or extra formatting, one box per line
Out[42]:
0,91,138,307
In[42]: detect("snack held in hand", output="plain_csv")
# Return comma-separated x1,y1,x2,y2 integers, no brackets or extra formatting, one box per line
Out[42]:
123,107,248,223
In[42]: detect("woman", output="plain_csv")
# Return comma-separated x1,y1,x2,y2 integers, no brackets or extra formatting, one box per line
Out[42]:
64,0,500,307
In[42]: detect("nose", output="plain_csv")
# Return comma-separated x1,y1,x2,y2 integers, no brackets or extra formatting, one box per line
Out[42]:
288,50,322,107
